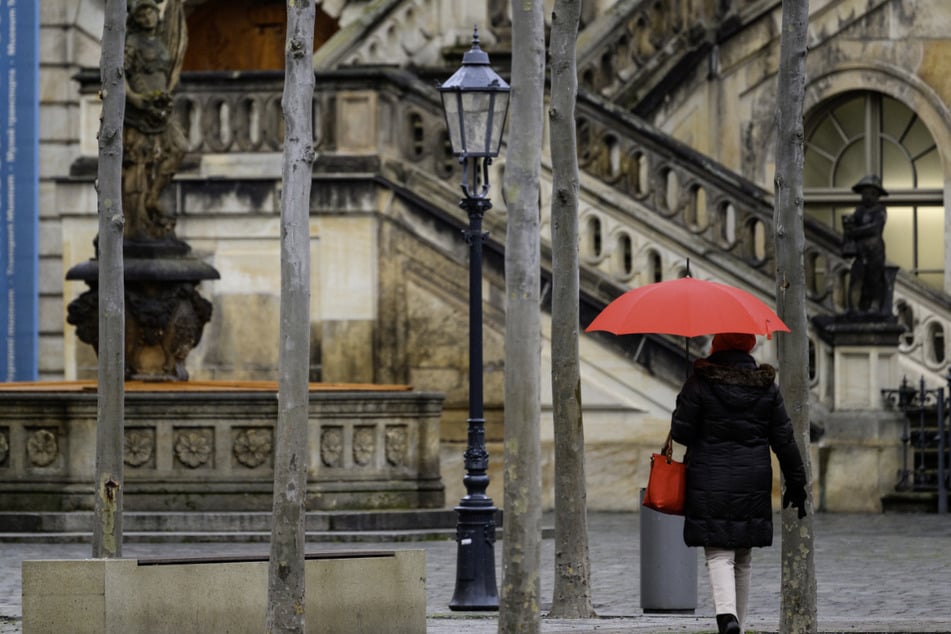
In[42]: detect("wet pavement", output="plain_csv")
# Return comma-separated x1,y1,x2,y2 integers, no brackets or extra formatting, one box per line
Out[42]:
2,512,950,632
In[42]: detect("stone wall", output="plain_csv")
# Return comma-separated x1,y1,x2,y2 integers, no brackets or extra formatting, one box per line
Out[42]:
0,384,444,511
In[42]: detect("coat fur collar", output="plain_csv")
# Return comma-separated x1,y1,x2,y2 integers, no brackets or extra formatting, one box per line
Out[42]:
693,358,776,389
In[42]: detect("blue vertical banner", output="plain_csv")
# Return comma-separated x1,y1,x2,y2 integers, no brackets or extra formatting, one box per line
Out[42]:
0,0,39,381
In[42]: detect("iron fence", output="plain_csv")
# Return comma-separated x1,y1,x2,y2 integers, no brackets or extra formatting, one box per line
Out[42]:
882,372,950,513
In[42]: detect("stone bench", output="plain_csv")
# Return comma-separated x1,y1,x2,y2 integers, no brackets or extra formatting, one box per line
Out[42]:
22,549,425,633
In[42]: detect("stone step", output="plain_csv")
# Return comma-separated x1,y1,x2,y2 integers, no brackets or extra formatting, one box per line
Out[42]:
0,509,503,543
0,529,461,544
881,491,950,513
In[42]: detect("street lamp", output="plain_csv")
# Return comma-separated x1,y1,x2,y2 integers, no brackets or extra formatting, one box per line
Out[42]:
439,26,510,612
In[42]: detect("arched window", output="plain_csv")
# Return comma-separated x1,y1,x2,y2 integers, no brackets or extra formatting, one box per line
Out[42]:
803,92,944,290
584,215,603,259
927,321,946,365
614,233,634,277
645,249,662,283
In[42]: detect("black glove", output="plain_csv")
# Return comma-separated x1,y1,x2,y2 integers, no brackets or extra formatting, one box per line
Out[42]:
783,484,807,519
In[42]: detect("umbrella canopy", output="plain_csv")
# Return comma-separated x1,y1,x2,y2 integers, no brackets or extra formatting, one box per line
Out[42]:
585,276,790,338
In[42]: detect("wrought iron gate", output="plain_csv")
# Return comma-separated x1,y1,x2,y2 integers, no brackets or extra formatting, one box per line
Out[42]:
882,374,950,513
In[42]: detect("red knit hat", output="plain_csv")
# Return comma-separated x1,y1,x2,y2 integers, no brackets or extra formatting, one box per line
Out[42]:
710,332,756,354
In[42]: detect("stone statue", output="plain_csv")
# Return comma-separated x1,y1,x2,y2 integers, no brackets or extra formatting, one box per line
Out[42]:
842,174,889,314
122,0,188,244
65,0,219,381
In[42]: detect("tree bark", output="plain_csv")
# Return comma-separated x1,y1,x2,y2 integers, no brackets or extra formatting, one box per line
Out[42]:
92,0,126,560
547,0,595,619
499,1,546,632
265,2,315,632
773,1,817,633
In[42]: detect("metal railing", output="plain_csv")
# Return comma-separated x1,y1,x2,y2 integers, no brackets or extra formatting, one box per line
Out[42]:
882,373,950,513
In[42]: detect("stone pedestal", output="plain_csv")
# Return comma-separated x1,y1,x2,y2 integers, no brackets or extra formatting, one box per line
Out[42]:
811,314,907,511
66,241,219,381
812,314,905,411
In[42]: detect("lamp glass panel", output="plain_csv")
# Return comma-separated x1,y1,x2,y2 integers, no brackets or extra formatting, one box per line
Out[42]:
441,92,464,154
461,91,492,155
489,92,509,155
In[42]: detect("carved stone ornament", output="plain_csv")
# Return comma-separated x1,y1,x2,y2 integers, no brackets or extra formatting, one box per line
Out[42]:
122,0,188,242
63,0,219,382
66,281,214,382
174,428,213,468
385,426,408,467
320,427,343,467
27,429,59,467
233,428,273,469
124,429,155,468
0,430,8,465
353,427,375,466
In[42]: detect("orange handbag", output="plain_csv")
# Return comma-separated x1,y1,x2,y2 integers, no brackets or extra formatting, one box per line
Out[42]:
642,432,686,515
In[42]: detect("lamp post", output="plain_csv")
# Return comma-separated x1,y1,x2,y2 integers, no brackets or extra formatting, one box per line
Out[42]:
439,26,510,612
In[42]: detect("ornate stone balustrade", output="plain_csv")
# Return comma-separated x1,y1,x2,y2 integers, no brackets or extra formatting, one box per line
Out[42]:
0,383,444,512
570,91,849,306
576,0,721,110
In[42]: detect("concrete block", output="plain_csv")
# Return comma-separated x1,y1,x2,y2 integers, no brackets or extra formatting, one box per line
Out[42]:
23,550,426,634
22,558,112,634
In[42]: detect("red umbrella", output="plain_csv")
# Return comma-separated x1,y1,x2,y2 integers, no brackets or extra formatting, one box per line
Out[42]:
586,276,790,338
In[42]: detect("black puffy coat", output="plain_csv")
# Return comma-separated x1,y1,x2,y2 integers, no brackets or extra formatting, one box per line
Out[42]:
670,349,806,548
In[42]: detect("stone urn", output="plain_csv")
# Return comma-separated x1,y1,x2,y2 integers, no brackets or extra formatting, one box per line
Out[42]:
66,239,219,381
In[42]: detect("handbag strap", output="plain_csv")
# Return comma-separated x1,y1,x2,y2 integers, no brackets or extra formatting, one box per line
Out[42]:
661,431,673,462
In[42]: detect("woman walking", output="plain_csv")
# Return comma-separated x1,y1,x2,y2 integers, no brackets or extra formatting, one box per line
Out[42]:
671,332,807,634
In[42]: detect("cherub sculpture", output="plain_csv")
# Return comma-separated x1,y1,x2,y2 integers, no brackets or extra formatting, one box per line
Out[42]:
122,0,188,244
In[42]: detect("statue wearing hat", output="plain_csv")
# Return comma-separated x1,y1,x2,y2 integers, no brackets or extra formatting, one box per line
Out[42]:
842,175,889,314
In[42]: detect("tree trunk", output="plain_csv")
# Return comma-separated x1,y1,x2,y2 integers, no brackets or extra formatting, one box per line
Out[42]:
92,0,126,560
265,2,315,633
499,1,546,632
773,1,817,633
547,0,595,619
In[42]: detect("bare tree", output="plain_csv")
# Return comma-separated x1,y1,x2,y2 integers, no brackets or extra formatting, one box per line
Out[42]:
92,0,126,560
547,0,595,619
772,1,817,632
499,1,546,632
265,2,315,632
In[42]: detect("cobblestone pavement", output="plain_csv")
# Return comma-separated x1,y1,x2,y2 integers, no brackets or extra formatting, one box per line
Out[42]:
2,512,950,633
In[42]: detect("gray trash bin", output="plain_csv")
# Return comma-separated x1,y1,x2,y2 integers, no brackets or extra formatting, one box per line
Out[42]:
639,489,697,613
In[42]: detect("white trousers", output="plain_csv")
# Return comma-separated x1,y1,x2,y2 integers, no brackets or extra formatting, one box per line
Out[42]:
704,546,752,631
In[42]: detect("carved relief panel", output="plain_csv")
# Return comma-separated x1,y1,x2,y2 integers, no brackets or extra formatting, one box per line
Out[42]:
124,428,157,469
173,427,215,469
25,428,62,471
